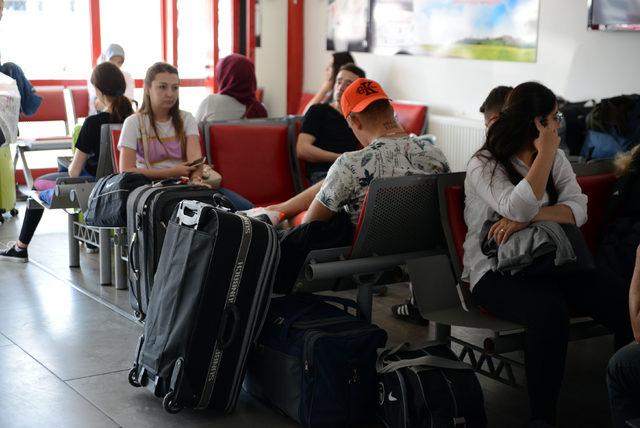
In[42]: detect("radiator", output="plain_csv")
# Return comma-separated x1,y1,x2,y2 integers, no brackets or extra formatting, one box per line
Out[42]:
428,114,485,172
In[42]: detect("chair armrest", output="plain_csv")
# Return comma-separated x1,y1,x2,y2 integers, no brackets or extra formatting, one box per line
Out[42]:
56,176,96,185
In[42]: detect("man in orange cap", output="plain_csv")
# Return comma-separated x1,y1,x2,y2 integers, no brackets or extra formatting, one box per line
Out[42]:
268,78,450,296
268,78,449,225
303,78,449,223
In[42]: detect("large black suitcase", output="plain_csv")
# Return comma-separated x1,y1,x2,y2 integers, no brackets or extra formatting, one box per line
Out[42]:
126,183,231,320
128,199,279,414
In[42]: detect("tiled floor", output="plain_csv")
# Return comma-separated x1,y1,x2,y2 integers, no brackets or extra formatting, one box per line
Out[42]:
0,204,617,427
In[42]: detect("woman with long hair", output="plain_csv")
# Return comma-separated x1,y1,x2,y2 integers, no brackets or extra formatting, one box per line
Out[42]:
463,81,632,425
118,62,252,209
0,62,134,262
195,54,267,122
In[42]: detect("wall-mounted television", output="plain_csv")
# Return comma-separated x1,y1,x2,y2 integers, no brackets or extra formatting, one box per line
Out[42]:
588,0,640,31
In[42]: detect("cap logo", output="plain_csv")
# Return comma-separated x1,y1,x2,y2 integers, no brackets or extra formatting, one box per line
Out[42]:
356,81,379,96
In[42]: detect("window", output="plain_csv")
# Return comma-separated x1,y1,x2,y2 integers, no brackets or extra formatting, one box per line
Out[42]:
0,0,91,79
100,0,163,78
176,0,213,78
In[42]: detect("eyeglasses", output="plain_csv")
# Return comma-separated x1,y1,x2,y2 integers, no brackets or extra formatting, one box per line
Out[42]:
554,111,564,123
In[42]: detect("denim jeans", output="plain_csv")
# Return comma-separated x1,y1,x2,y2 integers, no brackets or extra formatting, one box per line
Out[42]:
608,342,640,427
0,62,42,115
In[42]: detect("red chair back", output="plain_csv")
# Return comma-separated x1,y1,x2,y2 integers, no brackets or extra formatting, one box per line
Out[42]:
576,173,617,254
206,120,296,206
70,87,90,121
111,129,122,172
391,101,427,136
445,185,467,266
297,93,315,116
19,89,67,123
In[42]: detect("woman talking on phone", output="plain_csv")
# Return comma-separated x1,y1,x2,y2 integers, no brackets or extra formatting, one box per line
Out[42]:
118,62,252,209
462,81,632,426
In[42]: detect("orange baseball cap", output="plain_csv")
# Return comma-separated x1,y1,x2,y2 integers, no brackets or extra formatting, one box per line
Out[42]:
340,78,390,118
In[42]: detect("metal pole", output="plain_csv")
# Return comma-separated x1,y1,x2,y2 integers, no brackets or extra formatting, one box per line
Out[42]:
68,212,80,268
99,228,112,285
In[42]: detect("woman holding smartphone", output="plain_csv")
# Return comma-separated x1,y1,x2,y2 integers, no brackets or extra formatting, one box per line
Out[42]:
462,81,632,426
118,62,252,209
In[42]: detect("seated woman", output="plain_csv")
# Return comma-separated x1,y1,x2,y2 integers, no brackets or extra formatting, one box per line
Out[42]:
195,54,267,122
463,81,632,426
0,62,134,262
302,51,354,114
297,63,364,184
119,62,252,210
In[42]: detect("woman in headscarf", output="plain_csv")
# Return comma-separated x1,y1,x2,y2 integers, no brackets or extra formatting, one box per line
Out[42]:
195,54,267,122
88,43,135,115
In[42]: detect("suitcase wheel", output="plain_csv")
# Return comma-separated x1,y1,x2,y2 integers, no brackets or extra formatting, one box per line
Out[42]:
134,311,145,322
162,390,183,414
128,367,141,387
10,209,18,217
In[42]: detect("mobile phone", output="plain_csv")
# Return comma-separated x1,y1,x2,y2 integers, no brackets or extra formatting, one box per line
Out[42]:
188,157,206,167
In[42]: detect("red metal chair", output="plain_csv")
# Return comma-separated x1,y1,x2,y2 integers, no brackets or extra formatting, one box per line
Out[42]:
69,87,90,124
204,118,297,206
391,101,428,136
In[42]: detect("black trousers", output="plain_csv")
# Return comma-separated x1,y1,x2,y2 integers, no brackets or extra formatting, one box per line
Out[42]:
472,269,632,424
18,203,44,245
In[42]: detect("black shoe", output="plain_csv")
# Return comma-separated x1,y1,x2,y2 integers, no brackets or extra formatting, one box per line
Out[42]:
0,244,29,263
391,300,428,326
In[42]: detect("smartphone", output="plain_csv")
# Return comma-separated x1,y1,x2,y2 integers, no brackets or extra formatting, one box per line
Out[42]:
187,157,206,167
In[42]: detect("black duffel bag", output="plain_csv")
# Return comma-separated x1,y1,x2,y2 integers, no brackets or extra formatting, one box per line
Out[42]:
84,172,150,227
377,342,487,428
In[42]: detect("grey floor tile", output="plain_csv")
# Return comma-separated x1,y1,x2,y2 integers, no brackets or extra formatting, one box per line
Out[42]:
0,345,118,428
68,370,300,428
0,301,142,380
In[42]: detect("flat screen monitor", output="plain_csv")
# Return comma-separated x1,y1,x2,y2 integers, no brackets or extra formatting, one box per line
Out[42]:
588,0,640,31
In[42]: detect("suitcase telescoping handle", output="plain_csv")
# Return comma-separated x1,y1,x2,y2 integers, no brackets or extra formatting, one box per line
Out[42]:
218,305,241,349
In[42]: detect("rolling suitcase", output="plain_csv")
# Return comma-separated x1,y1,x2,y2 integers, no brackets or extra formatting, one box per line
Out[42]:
0,144,18,223
126,183,232,320
128,199,279,414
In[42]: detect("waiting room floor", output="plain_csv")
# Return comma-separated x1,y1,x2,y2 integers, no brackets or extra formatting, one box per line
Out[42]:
0,202,617,427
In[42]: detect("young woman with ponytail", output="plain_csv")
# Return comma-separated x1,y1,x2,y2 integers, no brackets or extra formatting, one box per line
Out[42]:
0,62,134,263
462,81,632,426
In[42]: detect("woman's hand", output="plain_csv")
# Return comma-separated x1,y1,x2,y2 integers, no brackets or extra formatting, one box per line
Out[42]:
533,117,560,154
171,162,197,178
489,218,530,245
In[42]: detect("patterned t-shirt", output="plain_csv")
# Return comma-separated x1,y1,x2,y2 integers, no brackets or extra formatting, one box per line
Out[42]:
118,111,199,169
316,135,450,224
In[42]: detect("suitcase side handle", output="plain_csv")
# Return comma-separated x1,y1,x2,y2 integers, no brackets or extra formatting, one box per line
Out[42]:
218,304,241,349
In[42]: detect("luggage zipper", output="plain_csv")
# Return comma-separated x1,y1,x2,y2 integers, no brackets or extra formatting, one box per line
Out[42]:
292,316,359,331
441,370,465,426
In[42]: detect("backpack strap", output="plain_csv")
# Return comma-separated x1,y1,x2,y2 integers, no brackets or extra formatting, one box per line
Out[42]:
377,342,470,373
137,113,151,169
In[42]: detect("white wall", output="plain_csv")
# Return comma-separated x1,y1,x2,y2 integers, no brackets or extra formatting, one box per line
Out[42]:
304,0,640,120
255,0,288,117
